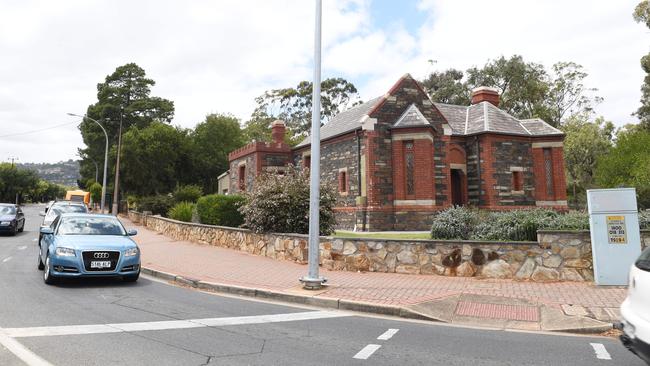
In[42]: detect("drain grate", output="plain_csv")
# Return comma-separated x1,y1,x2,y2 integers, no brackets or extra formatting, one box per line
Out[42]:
455,301,539,322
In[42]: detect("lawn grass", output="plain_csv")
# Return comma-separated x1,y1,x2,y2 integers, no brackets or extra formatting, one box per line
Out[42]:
333,231,431,240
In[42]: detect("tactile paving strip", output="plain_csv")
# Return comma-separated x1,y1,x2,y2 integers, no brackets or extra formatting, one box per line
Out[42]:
455,301,539,322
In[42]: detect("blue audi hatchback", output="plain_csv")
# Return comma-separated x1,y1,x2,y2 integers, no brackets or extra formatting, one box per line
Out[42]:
38,213,141,285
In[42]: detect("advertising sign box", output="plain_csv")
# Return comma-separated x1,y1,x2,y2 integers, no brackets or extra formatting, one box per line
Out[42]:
587,188,642,285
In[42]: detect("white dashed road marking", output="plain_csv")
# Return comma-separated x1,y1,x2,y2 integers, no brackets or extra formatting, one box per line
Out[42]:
590,343,612,360
353,344,382,360
32,238,37,242
17,246,27,250
2,257,12,263
377,328,399,340
3,311,350,338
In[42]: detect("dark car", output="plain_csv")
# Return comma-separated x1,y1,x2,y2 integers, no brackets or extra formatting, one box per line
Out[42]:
0,204,25,235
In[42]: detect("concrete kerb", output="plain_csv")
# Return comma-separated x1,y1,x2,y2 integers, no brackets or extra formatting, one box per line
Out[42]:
141,267,612,334
142,266,440,323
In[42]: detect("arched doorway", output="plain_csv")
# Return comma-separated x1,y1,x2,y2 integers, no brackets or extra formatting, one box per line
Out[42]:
450,169,466,206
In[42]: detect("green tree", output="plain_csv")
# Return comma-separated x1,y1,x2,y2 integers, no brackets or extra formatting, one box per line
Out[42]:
78,63,175,185
634,1,650,130
420,68,470,105
561,115,614,207
191,114,245,193
89,182,103,206
421,55,601,127
0,164,40,203
119,122,193,196
465,55,549,120
252,77,361,136
596,128,650,208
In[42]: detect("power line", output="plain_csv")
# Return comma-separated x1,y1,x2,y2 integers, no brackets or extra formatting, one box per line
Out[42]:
0,120,79,139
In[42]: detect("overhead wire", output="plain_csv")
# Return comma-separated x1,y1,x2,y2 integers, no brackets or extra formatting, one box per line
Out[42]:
0,120,81,139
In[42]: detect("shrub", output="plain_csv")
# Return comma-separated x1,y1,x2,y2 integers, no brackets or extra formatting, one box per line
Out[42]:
430,206,479,240
196,194,245,227
239,167,336,235
168,201,195,222
136,194,174,216
538,210,589,230
472,209,557,241
88,182,102,205
639,210,650,230
173,185,203,203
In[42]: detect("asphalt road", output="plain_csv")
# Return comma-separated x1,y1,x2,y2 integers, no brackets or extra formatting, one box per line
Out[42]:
0,204,645,366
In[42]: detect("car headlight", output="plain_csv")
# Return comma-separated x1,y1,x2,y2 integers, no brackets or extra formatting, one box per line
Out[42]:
0,221,9,226
124,247,139,257
55,247,76,257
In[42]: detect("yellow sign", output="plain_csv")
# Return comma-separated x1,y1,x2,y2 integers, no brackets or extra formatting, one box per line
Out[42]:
607,215,627,244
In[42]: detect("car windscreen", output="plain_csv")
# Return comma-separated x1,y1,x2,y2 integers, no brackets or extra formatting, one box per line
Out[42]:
47,205,87,219
636,247,650,272
0,206,16,215
57,217,126,236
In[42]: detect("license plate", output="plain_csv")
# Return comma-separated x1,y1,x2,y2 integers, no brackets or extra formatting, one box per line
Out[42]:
90,261,111,269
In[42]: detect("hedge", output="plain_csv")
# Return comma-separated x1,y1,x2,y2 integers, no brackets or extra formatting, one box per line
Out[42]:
168,201,195,222
196,194,245,227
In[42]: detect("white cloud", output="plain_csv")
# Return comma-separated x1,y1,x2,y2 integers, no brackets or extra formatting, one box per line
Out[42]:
0,0,646,163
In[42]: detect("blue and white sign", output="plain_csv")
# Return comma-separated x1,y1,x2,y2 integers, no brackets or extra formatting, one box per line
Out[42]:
587,188,642,286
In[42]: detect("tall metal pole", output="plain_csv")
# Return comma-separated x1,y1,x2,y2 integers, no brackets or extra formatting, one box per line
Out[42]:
300,0,325,290
112,109,123,215
68,113,108,213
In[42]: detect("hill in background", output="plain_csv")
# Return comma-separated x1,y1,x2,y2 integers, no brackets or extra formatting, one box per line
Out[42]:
19,160,80,187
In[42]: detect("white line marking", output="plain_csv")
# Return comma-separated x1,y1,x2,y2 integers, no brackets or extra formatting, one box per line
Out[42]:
32,238,37,242
0,328,53,366
17,246,27,250
377,328,399,340
353,344,381,360
2,257,12,263
590,343,612,360
4,311,350,338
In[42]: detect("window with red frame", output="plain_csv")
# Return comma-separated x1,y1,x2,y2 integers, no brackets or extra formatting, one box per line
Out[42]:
338,170,347,193
304,155,311,170
238,165,246,190
512,171,523,191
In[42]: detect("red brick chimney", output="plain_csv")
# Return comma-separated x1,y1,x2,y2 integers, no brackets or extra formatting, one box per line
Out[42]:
271,120,286,144
471,86,500,107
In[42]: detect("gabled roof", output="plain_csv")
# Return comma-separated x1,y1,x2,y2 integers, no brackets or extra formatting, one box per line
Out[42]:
393,104,430,128
296,97,383,148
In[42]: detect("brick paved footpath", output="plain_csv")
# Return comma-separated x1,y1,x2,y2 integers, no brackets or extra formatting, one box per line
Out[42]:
120,217,627,329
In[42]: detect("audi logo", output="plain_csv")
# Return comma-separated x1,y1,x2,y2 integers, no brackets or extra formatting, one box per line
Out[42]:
93,252,110,259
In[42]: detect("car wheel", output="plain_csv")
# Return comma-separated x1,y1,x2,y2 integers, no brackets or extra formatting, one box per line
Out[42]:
37,247,44,270
123,271,140,283
43,254,56,285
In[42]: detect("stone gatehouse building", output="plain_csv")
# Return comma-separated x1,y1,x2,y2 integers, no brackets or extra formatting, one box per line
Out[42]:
226,74,568,231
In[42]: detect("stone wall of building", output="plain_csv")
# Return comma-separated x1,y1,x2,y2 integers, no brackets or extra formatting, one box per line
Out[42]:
127,211,650,282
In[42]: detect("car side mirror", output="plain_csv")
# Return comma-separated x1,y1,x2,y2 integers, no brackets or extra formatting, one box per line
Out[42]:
39,211,46,217
127,229,138,236
40,227,54,235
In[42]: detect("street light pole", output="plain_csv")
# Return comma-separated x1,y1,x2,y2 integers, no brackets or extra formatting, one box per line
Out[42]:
68,113,108,213
300,0,325,290
111,108,123,215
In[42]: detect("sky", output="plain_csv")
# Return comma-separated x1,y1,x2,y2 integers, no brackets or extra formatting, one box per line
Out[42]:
0,0,647,163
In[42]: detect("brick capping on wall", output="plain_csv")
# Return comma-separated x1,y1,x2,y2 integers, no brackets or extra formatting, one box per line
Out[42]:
127,211,649,282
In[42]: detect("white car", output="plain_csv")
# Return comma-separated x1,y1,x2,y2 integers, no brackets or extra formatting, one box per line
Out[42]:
620,247,650,365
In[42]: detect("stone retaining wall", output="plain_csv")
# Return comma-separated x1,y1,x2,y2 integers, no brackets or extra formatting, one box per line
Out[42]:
127,211,650,282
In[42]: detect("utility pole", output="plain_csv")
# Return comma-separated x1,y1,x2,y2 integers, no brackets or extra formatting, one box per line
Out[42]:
300,0,326,290
8,157,18,168
112,107,124,216
8,157,19,204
